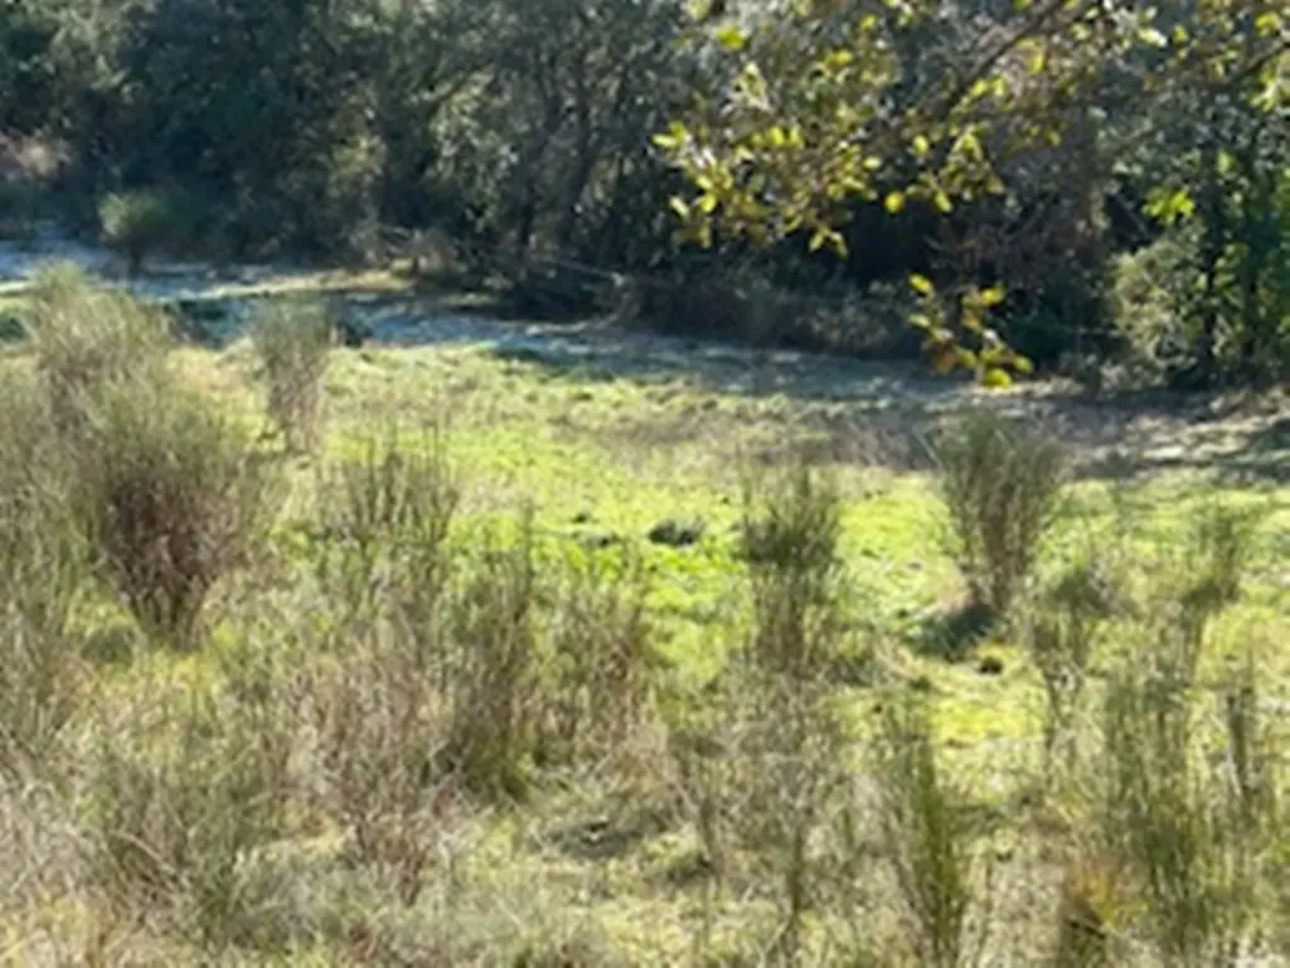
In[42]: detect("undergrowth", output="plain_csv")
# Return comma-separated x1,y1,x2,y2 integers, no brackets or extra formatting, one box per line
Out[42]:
0,267,1285,964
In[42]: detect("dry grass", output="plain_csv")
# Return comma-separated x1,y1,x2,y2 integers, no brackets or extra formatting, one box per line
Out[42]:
0,268,1285,964
250,296,335,452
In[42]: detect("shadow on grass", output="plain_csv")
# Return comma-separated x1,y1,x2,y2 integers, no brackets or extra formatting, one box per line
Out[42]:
910,600,997,662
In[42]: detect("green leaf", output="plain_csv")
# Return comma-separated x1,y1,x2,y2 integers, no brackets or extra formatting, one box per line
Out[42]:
982,368,1013,389
1137,27,1168,49
668,196,691,219
884,191,906,214
979,285,1006,307
652,122,688,151
715,25,747,51
909,273,935,296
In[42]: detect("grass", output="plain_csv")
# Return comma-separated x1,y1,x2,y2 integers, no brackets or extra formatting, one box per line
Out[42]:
0,269,1287,963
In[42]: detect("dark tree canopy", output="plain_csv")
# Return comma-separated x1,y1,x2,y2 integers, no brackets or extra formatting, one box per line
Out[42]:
1,0,1287,384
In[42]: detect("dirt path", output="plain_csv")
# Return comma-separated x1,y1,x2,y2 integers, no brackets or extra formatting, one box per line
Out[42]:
3,232,1285,485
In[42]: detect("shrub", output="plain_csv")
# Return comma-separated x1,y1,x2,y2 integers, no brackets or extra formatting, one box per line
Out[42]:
873,690,982,968
22,263,171,435
0,375,87,776
315,427,460,632
1111,233,1194,376
440,517,540,801
1098,609,1280,963
308,641,452,906
1181,500,1261,615
250,296,335,452
932,409,1068,620
1025,560,1119,778
670,468,856,963
739,466,849,680
83,680,295,944
98,189,182,275
309,430,462,899
540,549,655,771
71,375,276,650
1100,640,1225,962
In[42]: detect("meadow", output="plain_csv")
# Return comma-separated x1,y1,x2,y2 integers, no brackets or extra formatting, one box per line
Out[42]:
0,263,1288,966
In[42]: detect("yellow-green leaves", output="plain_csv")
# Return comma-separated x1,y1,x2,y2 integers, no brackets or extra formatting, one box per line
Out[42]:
982,367,1014,389
1144,186,1196,226
1254,11,1282,36
651,121,688,152
905,276,1030,388
808,225,846,255
656,0,1282,386
715,25,747,51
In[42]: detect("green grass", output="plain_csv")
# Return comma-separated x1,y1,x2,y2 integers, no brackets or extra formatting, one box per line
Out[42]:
1,281,1288,964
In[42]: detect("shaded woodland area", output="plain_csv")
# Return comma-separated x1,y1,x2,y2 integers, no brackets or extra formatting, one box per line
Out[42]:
1,0,1288,379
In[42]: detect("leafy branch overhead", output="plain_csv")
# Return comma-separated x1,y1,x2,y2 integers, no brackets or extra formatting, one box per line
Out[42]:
657,0,1290,385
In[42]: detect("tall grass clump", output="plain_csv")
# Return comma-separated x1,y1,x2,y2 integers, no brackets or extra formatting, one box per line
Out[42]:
540,549,655,773
931,409,1068,621
250,296,335,452
309,431,461,902
22,262,171,435
71,376,276,650
873,690,984,968
440,518,540,802
82,675,296,946
1099,636,1234,963
740,467,848,680
671,468,855,962
315,428,459,632
1180,500,1261,616
98,188,182,275
1025,560,1119,780
0,375,87,776
315,436,543,806
1093,504,1276,963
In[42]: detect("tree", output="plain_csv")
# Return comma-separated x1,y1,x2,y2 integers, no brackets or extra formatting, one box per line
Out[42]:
657,0,1290,384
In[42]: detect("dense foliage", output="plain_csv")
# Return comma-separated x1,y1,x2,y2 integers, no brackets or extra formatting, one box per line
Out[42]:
1,0,1287,383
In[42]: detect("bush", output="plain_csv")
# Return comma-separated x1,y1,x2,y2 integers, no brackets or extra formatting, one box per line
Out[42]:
440,518,540,801
739,466,851,680
71,376,276,650
83,678,295,944
540,549,655,771
0,375,87,777
1111,232,1196,377
932,409,1068,620
98,189,183,275
1098,624,1273,963
23,263,171,435
315,428,460,630
669,468,856,963
250,296,335,452
873,690,982,968
1025,560,1119,778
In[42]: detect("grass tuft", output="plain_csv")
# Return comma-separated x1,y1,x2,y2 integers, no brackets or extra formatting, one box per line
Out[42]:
250,296,335,452
931,409,1068,621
